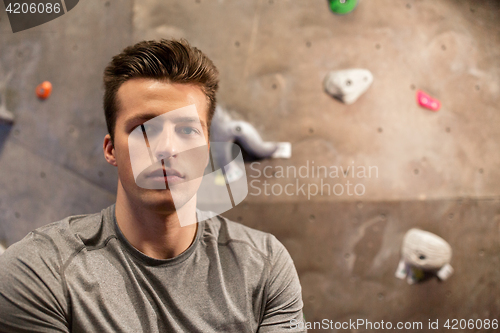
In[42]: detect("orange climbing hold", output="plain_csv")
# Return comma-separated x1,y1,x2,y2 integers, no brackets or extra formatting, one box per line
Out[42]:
36,81,52,100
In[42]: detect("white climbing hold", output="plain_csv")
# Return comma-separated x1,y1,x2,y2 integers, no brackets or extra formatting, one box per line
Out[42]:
271,142,292,159
395,228,453,284
0,70,14,124
210,106,292,182
0,104,14,124
324,68,373,104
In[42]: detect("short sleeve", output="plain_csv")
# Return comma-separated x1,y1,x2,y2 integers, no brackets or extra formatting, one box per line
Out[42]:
0,231,70,333
258,237,306,333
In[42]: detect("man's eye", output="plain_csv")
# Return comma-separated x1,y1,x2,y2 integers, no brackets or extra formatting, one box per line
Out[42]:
142,124,161,136
178,127,199,135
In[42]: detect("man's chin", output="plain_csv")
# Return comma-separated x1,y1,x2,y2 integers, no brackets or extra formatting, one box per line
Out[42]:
139,189,175,210
139,187,196,214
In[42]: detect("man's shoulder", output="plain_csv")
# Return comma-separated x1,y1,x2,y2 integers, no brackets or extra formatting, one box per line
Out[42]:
1,206,112,265
202,212,286,263
35,211,102,238
0,210,111,333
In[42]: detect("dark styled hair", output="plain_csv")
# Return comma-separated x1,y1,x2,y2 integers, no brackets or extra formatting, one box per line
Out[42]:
103,39,219,142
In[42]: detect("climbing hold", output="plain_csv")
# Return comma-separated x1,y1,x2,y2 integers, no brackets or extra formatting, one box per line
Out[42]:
416,90,440,111
328,0,358,15
0,103,14,124
210,106,291,181
0,70,14,124
324,68,373,104
36,81,52,100
395,228,453,284
271,142,292,159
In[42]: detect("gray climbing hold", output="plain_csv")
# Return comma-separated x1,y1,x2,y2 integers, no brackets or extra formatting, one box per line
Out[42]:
0,104,14,124
324,68,373,104
0,70,14,124
211,106,291,159
395,228,453,284
210,106,291,181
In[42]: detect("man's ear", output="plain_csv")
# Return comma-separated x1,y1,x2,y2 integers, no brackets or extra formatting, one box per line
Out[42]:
103,134,117,167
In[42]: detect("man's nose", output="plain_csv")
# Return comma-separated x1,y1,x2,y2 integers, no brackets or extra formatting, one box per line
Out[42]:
152,128,177,162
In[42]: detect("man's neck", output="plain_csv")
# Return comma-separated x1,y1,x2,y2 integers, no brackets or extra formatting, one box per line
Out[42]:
114,182,198,260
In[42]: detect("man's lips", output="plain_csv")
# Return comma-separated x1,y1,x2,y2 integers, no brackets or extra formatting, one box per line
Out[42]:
146,168,185,182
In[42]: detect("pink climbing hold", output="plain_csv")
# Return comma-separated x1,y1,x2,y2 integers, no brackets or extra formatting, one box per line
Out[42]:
416,90,440,111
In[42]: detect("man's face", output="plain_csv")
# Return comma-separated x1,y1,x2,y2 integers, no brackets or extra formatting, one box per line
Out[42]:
107,78,210,214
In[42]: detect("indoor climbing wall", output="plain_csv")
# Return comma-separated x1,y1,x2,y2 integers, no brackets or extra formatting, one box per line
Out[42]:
0,0,132,243
1,0,499,331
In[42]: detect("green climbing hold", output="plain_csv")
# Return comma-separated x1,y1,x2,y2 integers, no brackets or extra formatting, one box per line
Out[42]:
329,0,358,15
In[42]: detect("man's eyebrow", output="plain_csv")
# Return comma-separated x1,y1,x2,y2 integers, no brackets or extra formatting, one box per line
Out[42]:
124,113,157,126
172,116,203,124
124,114,207,129
175,116,208,131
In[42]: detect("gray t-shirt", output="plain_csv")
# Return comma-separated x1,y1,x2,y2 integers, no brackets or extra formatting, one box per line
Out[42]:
0,205,305,332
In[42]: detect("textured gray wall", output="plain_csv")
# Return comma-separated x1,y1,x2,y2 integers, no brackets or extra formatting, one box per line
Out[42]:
0,0,132,241
1,0,499,332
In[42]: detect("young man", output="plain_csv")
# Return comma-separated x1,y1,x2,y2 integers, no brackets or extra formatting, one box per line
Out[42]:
0,39,305,332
